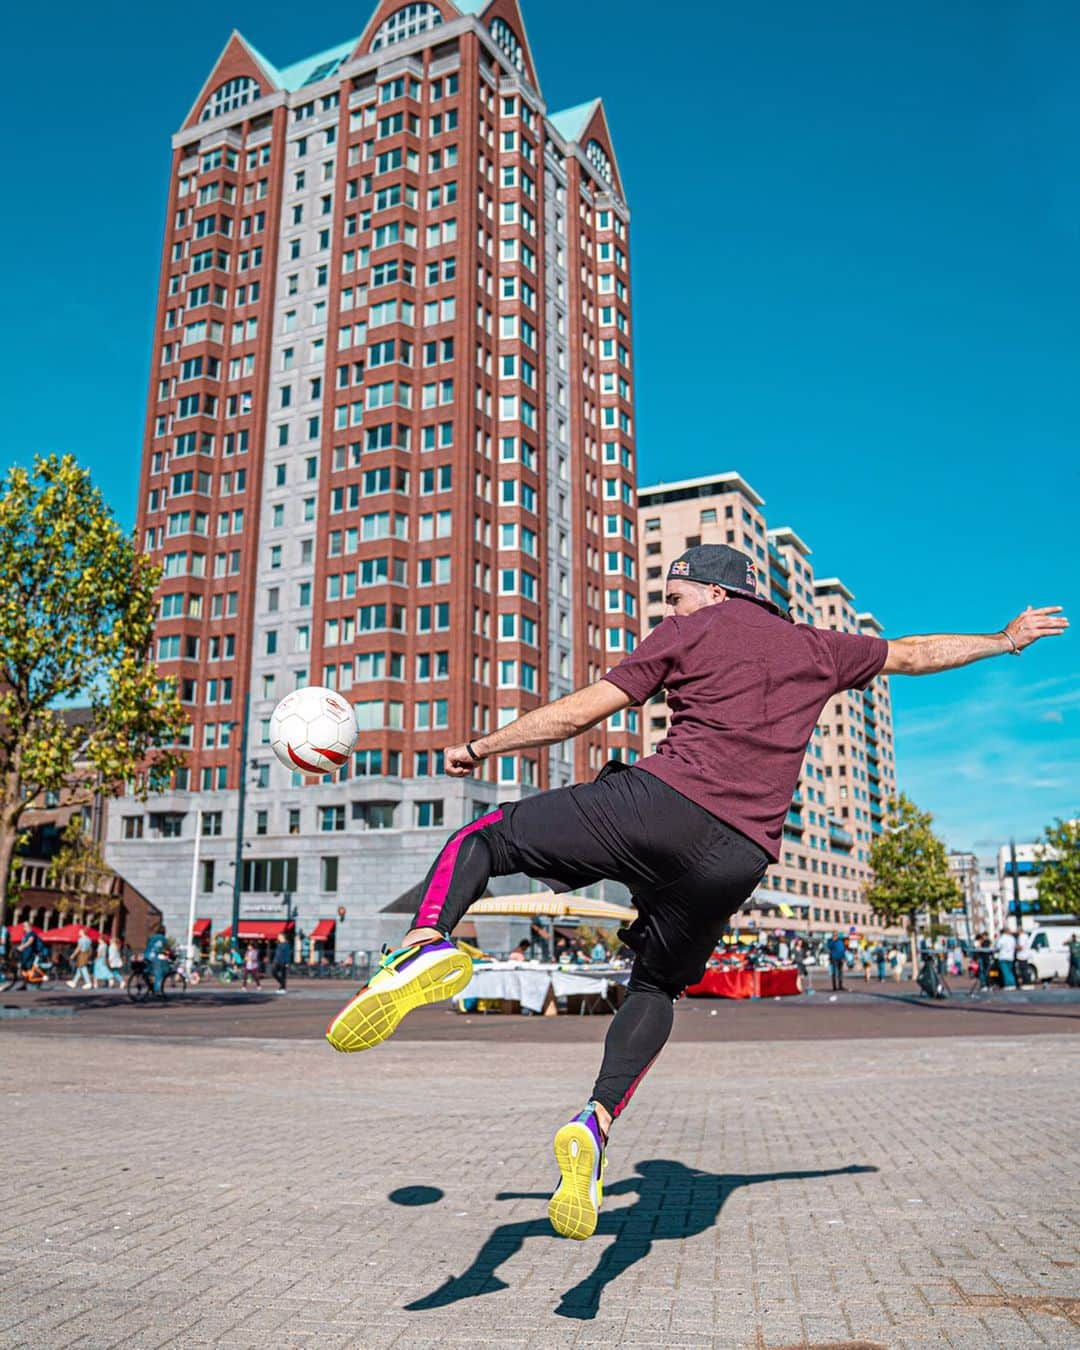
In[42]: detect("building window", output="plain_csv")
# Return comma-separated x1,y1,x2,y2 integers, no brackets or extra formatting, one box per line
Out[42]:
320,805,345,832
490,16,524,73
239,858,298,893
416,800,444,828
201,76,260,123
321,856,339,892
255,810,268,836
371,3,443,51
352,801,396,830
200,811,223,837
122,816,144,840
200,860,215,893
288,809,301,835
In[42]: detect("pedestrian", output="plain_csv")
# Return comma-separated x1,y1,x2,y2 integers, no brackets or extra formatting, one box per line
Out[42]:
860,943,872,981
888,948,902,981
508,938,530,963
242,942,262,990
93,938,118,988
590,937,608,963
108,936,124,980
270,933,291,993
67,928,93,989
1015,928,1032,985
873,943,887,981
995,928,1017,990
144,931,173,995
777,937,790,963
1067,934,1080,989
974,932,992,989
325,544,1067,1241
827,933,847,991
2,928,39,991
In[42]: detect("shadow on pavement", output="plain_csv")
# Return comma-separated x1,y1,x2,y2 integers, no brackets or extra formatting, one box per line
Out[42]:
0,989,277,1011
851,989,1080,1022
403,1159,877,1320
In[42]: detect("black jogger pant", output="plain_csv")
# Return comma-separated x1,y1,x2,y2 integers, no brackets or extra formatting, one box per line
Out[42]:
410,763,770,1120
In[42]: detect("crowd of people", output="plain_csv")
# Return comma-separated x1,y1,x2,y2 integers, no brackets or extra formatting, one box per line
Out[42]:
0,925,133,992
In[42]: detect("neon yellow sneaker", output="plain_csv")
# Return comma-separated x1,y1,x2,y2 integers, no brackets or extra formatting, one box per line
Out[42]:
548,1103,607,1240
325,939,473,1053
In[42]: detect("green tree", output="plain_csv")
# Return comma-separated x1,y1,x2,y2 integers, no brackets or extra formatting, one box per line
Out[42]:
0,455,186,924
1035,817,1080,915
46,816,120,925
865,793,961,967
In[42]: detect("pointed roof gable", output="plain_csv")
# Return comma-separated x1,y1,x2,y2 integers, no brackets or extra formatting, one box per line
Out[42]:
181,31,281,131
552,98,624,198
478,0,541,91
550,98,600,143
353,0,458,61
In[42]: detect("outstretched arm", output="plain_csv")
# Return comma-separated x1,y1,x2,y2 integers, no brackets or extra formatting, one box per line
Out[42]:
882,605,1068,676
444,679,633,777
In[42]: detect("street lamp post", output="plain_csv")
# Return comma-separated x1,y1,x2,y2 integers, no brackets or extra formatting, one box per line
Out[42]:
230,692,252,955
1009,837,1023,934
185,808,203,975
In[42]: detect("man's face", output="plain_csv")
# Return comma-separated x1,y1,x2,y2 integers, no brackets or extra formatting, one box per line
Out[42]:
665,578,725,617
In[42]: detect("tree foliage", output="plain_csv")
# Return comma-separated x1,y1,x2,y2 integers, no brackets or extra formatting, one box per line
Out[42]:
865,793,961,936
46,817,119,919
0,455,186,923
1035,817,1080,915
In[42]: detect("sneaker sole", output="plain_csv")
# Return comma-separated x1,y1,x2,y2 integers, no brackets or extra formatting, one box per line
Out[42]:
325,950,473,1053
549,1122,600,1240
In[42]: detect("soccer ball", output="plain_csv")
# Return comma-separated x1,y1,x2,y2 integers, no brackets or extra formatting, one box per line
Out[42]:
269,687,358,775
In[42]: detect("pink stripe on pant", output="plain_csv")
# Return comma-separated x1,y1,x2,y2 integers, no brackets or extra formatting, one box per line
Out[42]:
612,1053,659,1119
415,809,504,930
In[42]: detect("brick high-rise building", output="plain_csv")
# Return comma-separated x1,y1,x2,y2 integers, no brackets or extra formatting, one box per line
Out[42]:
107,1,639,954
637,473,899,941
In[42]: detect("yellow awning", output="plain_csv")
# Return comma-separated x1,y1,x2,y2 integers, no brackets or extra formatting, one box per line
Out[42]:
778,904,795,918
465,893,636,923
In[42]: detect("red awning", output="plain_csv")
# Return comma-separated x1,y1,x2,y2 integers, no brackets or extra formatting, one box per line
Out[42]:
40,924,107,944
8,925,42,942
310,920,336,942
191,919,211,938
219,920,295,941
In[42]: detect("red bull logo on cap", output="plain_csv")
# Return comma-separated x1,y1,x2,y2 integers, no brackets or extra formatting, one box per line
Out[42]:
670,560,691,576
746,560,756,587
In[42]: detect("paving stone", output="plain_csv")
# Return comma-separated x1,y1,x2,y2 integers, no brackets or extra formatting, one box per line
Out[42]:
0,1032,1076,1348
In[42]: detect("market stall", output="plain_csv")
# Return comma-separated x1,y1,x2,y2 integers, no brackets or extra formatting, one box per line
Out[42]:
687,964,802,999
455,893,636,1014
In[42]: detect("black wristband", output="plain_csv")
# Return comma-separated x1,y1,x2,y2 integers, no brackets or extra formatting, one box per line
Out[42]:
466,741,482,761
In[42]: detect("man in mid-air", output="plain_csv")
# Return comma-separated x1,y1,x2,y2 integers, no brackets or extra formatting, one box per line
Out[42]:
327,543,1066,1240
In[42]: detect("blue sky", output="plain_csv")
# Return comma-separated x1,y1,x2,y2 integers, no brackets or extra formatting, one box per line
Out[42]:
3,1,1077,856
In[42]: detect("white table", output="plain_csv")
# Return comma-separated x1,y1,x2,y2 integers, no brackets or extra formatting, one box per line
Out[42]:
456,962,630,1014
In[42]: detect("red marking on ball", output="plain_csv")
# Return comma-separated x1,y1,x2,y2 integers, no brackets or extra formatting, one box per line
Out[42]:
286,744,324,773
312,746,348,766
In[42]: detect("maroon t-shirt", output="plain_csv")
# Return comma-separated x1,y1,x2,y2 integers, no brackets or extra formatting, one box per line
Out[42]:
602,599,888,860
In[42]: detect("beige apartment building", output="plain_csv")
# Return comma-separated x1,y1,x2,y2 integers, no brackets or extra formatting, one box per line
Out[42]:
636,473,900,943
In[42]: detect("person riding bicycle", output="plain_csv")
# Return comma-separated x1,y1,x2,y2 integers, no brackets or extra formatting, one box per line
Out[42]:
144,931,173,996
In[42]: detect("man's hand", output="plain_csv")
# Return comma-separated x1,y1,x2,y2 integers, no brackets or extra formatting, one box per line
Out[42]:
444,745,479,778
1004,605,1069,652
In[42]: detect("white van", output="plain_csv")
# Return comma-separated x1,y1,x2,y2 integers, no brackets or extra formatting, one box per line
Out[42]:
1018,917,1079,983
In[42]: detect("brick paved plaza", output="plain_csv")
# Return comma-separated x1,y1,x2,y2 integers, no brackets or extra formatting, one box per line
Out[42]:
1,1006,1077,1348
